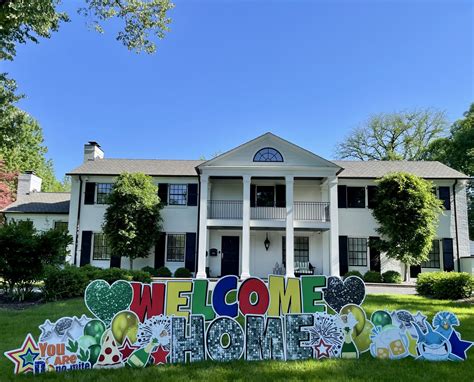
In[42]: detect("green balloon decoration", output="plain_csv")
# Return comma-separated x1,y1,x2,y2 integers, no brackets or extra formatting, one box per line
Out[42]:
84,319,106,344
88,344,102,366
371,310,392,328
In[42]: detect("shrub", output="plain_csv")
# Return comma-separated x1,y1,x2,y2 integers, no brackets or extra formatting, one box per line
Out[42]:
129,270,152,283
142,266,160,277
99,268,132,283
382,270,402,284
343,270,363,280
416,272,474,300
0,221,72,300
155,266,172,277
80,264,103,281
174,267,192,278
364,271,383,283
43,266,89,301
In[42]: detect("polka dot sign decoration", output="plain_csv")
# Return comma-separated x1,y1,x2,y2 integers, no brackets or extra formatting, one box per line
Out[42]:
5,275,473,375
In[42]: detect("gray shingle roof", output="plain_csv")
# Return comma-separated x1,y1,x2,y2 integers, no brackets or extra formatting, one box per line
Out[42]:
334,160,468,179
67,159,203,176
2,192,70,214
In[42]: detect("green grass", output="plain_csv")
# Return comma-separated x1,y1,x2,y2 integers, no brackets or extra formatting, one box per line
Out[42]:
0,295,473,381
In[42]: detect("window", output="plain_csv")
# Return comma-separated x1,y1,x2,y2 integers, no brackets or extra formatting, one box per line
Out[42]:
253,147,283,162
256,186,275,207
282,236,309,265
167,234,185,262
422,240,440,268
347,187,366,208
169,184,187,205
438,187,451,210
54,221,68,231
93,233,111,260
348,238,367,266
96,183,113,204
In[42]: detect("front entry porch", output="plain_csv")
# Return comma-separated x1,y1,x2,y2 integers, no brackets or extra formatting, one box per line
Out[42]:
205,228,332,279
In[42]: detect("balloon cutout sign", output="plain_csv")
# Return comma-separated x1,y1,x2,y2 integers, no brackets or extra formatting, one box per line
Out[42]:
5,275,473,374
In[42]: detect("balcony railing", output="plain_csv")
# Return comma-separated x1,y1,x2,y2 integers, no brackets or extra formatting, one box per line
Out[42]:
208,200,330,221
208,200,243,219
294,201,330,221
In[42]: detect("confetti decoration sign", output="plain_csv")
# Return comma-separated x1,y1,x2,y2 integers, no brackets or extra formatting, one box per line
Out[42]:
5,275,473,375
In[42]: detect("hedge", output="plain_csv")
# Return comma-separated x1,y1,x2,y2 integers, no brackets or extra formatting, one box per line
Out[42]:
382,270,402,284
364,271,383,283
174,267,192,278
343,270,363,280
42,265,151,301
416,272,474,300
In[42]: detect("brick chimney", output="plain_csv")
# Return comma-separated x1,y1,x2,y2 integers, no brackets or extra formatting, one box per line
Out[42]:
17,171,42,199
84,141,104,162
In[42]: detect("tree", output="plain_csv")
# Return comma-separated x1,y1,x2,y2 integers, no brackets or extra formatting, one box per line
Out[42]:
425,104,474,238
103,172,162,269
371,172,443,281
0,160,17,210
0,75,67,192
0,0,174,61
336,109,448,161
0,220,72,300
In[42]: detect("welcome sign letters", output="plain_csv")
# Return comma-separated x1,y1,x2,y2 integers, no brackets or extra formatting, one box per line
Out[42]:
5,275,473,374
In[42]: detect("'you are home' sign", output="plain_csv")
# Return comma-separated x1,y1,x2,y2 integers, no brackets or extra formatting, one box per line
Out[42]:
5,275,473,374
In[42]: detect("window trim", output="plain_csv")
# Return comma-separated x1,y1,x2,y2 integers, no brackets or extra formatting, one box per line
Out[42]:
166,233,186,262
421,239,441,269
347,237,368,267
168,184,188,206
92,232,111,261
96,183,113,205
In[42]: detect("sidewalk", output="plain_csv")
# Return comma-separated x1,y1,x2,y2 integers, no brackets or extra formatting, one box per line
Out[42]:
365,282,416,295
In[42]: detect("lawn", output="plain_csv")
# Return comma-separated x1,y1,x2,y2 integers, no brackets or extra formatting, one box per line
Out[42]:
0,294,473,382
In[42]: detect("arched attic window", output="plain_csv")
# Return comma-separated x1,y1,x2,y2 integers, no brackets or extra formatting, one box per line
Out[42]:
253,147,284,162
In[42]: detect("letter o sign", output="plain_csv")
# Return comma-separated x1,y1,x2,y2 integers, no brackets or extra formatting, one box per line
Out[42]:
238,278,269,315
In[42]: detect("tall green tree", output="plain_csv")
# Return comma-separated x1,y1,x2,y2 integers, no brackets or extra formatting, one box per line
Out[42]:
103,172,162,269
371,172,443,281
0,76,65,191
336,109,448,161
425,104,474,238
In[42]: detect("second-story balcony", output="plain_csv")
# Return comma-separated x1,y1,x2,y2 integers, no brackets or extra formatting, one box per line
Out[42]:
207,200,330,221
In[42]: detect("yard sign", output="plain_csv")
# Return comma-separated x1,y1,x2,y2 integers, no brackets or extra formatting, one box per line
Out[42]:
5,275,473,374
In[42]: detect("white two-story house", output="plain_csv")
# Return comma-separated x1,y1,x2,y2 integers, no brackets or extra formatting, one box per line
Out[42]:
3,133,471,278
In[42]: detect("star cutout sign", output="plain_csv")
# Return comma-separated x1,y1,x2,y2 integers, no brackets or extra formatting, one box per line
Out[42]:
449,331,473,361
118,337,140,361
151,346,169,365
315,339,333,359
4,334,40,374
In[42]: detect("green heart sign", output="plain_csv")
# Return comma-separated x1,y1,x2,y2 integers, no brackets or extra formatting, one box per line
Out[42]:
85,280,133,327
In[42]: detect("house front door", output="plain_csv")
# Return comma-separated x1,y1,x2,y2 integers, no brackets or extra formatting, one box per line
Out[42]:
221,236,240,276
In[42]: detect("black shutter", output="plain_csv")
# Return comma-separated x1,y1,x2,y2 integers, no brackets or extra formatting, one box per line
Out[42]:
369,236,381,272
338,185,347,208
410,265,421,278
339,236,348,276
367,186,378,209
84,183,96,205
110,255,121,268
187,184,198,206
442,238,454,271
158,183,168,206
275,185,286,207
80,231,93,266
155,232,166,269
250,184,256,207
185,232,197,272
438,187,451,210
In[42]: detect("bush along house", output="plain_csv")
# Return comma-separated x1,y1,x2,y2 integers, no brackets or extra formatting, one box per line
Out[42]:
3,133,471,278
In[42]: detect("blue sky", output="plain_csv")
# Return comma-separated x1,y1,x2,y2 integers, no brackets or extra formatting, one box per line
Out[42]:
3,0,473,178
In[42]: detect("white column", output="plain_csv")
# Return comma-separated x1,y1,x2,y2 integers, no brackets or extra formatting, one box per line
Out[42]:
196,174,209,279
241,175,251,279
328,176,340,276
285,175,295,278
